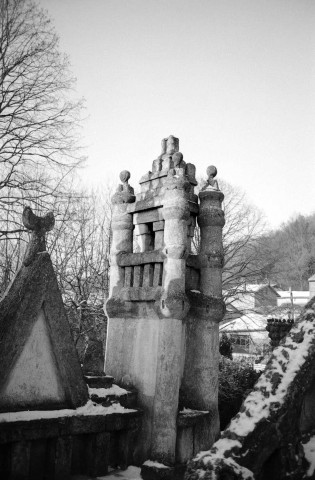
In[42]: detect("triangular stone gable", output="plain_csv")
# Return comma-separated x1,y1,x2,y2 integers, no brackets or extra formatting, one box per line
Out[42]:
0,308,67,411
186,296,315,480
0,251,89,412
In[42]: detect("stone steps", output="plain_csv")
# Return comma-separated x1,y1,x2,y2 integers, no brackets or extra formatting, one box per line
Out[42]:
89,385,138,409
84,374,114,389
84,375,138,410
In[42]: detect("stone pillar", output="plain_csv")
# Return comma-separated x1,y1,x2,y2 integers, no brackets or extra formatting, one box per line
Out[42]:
181,166,225,450
146,173,190,465
108,172,135,296
198,188,225,297
161,173,190,314
105,171,135,381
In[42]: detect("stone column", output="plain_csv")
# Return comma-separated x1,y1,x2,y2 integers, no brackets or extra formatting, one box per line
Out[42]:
181,166,225,451
161,173,190,313
105,172,135,378
198,188,225,297
147,173,190,465
108,171,135,296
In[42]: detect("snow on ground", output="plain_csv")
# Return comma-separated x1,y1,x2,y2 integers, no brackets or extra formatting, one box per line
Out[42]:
89,385,129,397
0,400,136,423
71,466,142,480
143,460,169,469
303,436,315,477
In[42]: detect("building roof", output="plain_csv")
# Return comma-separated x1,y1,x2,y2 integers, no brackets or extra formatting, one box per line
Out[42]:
220,312,267,332
277,290,309,298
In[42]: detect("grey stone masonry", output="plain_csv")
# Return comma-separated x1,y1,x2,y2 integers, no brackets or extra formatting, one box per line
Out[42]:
105,136,225,469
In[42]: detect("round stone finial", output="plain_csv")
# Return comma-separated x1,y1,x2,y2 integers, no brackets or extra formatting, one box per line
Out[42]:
119,170,131,183
206,165,217,178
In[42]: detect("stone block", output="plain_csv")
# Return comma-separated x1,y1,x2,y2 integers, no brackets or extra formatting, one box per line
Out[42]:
29,439,47,480
11,440,31,479
153,221,165,231
84,375,114,389
135,224,150,235
154,231,164,249
133,209,163,225
53,436,73,480
86,432,110,477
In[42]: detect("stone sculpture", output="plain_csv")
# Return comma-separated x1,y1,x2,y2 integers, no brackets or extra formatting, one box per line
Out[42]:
22,206,55,266
112,170,135,204
105,137,225,476
201,165,219,191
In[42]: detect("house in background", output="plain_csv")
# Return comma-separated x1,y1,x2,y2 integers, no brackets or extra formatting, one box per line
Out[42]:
226,284,279,314
220,280,315,361
276,290,309,307
220,312,270,359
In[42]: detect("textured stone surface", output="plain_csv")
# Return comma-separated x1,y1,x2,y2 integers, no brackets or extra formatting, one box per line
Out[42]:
106,139,225,467
186,297,315,480
0,251,89,412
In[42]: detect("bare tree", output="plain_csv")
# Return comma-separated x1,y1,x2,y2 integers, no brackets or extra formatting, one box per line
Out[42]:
193,179,274,310
48,185,114,363
0,0,85,239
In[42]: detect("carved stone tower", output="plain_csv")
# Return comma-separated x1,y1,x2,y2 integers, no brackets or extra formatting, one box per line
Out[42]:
105,136,225,468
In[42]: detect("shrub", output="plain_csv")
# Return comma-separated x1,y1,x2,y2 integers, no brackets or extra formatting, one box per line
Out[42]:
219,355,261,430
219,332,233,360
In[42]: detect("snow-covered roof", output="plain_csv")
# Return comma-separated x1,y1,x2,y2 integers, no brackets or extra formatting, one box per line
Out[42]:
277,290,309,298
224,284,279,296
220,313,267,332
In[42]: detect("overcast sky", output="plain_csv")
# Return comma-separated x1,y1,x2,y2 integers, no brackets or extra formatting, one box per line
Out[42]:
39,0,315,229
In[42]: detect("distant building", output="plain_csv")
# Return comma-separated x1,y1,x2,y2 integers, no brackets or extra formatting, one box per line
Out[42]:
308,274,315,299
220,281,314,361
220,312,270,358
277,290,309,307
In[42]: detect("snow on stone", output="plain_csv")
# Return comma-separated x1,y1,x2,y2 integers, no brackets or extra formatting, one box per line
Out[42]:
303,436,315,476
228,312,315,437
0,400,136,423
181,407,209,414
89,384,129,397
195,439,254,480
189,304,315,478
72,465,142,480
143,460,169,469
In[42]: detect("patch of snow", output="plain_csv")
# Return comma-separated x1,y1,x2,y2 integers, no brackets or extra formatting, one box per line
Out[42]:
143,460,169,469
181,407,209,414
190,305,315,479
228,312,315,437
190,290,201,293
89,385,129,397
195,440,254,480
303,436,315,476
195,439,242,462
71,465,142,480
0,400,136,423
